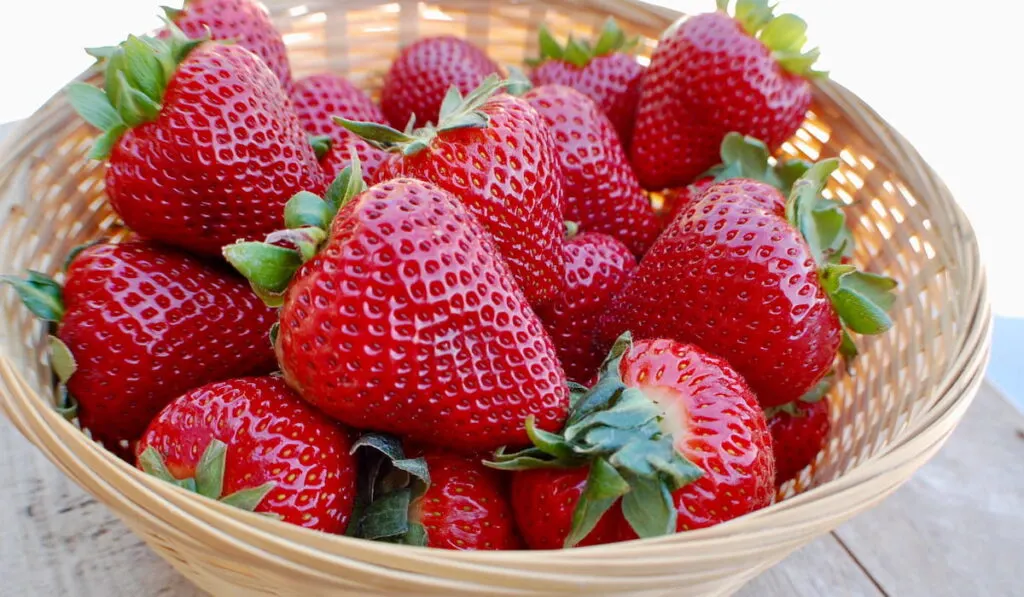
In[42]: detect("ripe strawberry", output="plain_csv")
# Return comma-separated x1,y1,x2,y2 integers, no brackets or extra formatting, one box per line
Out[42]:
631,0,823,190
225,167,569,452
530,19,645,148
767,377,833,487
656,133,812,227
491,334,775,545
598,163,896,409
510,467,626,549
341,76,567,305
67,28,325,258
291,74,390,182
137,376,356,533
381,36,500,129
534,231,636,383
164,0,293,92
1,240,277,458
347,435,520,549
522,84,659,256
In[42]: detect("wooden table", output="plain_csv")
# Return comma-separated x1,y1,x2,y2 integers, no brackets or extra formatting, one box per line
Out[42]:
2,123,1022,596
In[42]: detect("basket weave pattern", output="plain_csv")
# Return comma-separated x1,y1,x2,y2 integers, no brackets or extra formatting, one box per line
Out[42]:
0,1,991,595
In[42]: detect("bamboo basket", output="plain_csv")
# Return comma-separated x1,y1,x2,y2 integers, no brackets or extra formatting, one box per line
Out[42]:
0,1,992,595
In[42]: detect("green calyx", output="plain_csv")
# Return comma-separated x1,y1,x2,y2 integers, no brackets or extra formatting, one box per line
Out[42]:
764,371,835,418
1,271,65,322
704,132,813,194
67,20,206,160
337,75,508,157
309,134,333,161
785,161,898,359
345,433,430,545
140,440,275,513
486,333,703,547
716,0,825,78
531,18,638,68
223,160,367,306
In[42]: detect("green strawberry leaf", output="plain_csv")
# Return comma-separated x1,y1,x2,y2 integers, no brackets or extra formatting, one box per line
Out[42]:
324,157,368,213
562,36,592,67
195,439,227,499
734,0,775,36
284,191,334,230
308,134,332,160
358,487,412,540
1,271,65,322
821,266,897,335
839,329,859,360
48,336,77,384
66,83,122,132
350,433,430,488
759,14,808,55
223,241,304,296
219,482,275,512
55,386,79,421
593,18,627,56
565,458,629,547
621,474,677,539
538,25,564,60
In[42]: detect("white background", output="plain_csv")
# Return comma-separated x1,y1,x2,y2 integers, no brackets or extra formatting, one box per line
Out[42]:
1,0,1021,397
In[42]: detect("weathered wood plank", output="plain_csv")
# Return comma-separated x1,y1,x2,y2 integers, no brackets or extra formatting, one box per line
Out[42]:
832,383,1024,597
737,533,882,597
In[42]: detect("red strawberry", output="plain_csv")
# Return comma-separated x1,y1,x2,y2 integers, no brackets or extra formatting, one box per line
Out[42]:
656,133,812,228
68,29,325,258
530,19,645,148
381,36,500,129
598,164,896,409
534,231,636,383
164,0,293,92
767,377,833,487
1,240,277,458
341,76,567,306
631,1,822,190
225,169,569,452
137,376,356,533
291,74,391,182
348,436,520,549
491,334,774,545
510,467,626,549
522,84,660,256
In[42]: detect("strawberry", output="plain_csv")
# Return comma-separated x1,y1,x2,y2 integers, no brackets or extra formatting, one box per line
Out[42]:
521,84,660,257
67,27,325,258
291,74,390,182
598,163,897,409
340,76,567,306
381,36,500,129
1,240,277,458
137,376,356,533
491,334,775,546
346,435,520,549
534,231,636,383
656,133,813,227
766,375,833,487
224,165,569,452
530,19,644,148
631,0,823,190
510,467,626,549
164,0,293,92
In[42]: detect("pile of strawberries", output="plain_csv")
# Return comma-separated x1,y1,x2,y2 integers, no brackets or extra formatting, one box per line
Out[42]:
3,0,897,549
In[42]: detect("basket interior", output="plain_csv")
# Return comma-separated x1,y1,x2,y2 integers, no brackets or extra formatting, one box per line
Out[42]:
0,0,967,500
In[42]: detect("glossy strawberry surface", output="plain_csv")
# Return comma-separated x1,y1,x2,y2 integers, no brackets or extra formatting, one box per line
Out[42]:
532,52,644,148
376,94,566,306
657,176,714,230
510,467,627,549
138,376,356,532
411,452,521,550
631,13,812,189
381,36,499,129
523,85,659,256
170,0,293,92
768,397,831,487
534,233,636,383
276,179,569,451
106,44,325,257
618,339,775,532
291,74,390,181
60,240,277,455
599,179,841,408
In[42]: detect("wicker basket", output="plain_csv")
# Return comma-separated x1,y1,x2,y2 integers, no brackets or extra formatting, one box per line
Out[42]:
0,1,992,595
